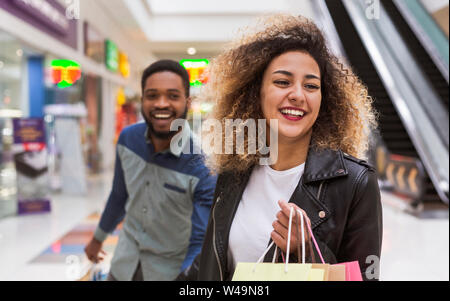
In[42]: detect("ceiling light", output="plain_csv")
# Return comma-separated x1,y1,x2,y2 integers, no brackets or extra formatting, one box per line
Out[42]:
187,47,197,55
0,61,4,69
16,49,23,57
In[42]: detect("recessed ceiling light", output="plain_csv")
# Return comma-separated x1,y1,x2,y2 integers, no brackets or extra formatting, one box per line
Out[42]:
16,49,23,57
187,47,197,55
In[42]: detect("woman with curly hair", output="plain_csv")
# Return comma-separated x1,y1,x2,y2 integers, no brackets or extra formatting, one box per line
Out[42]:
178,14,382,281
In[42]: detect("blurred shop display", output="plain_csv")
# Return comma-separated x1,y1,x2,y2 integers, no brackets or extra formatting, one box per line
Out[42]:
83,74,102,174
12,118,50,214
50,59,81,89
0,0,138,220
44,104,87,195
180,59,209,87
180,59,214,121
0,0,78,49
83,22,104,64
0,117,18,219
0,30,25,219
115,87,139,143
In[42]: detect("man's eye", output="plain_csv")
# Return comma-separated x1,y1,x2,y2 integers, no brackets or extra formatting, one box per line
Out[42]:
146,94,157,99
169,94,180,99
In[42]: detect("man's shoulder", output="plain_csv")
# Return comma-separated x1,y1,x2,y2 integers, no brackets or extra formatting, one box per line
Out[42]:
118,122,146,145
181,153,213,176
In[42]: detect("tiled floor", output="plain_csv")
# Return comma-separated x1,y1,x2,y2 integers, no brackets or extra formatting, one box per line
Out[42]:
0,171,448,281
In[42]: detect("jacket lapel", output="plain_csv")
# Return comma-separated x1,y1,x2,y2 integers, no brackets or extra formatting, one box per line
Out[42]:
290,148,348,230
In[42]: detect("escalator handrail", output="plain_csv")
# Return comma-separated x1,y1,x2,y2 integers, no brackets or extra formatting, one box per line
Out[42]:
342,0,449,204
369,1,449,149
393,0,449,84
311,0,348,61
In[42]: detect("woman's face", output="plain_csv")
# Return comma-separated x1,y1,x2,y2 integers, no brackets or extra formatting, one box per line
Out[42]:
261,51,322,143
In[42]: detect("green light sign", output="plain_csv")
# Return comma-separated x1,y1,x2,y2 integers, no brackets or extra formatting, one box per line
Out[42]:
180,59,209,87
105,39,119,72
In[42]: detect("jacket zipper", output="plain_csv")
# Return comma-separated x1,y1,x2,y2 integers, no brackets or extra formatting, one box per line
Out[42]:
212,196,224,281
317,181,325,200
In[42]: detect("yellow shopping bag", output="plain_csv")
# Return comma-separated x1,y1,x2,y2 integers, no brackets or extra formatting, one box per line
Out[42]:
232,207,328,281
232,263,326,281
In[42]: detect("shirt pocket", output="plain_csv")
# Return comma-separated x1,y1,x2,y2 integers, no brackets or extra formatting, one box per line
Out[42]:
163,183,187,194
162,182,191,210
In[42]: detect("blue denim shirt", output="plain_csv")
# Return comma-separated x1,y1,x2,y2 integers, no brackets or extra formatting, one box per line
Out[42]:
94,122,216,280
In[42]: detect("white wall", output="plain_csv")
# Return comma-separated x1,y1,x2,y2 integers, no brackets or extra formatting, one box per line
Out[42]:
420,0,449,13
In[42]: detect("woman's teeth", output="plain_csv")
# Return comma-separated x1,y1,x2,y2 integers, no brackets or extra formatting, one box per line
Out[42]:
280,109,304,117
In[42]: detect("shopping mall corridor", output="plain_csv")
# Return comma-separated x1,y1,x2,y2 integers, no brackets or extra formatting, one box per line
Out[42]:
0,170,448,281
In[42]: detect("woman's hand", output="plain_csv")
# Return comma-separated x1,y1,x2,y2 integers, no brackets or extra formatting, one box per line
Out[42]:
271,200,312,255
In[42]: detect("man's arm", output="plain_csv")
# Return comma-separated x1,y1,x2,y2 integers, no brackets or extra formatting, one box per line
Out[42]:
93,150,129,242
180,161,217,272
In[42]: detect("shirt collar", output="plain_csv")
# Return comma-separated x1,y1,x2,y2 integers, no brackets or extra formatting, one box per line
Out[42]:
144,124,191,158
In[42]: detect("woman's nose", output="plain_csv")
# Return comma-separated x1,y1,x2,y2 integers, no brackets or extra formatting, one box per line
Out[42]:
287,83,306,103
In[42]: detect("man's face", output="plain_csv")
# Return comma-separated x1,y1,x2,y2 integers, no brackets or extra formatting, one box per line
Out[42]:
141,71,190,139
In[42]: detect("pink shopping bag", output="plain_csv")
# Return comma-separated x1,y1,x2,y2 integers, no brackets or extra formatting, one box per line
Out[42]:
305,214,363,281
333,261,363,281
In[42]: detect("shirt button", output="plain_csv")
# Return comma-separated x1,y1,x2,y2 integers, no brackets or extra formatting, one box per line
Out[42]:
319,211,326,218
143,207,147,213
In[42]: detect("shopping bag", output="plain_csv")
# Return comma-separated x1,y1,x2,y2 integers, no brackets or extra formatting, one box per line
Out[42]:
232,263,321,281
232,205,363,281
333,261,363,281
328,264,346,281
232,207,328,281
304,211,362,281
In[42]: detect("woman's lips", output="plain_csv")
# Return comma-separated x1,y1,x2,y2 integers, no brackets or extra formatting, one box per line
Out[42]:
279,108,306,121
281,114,304,121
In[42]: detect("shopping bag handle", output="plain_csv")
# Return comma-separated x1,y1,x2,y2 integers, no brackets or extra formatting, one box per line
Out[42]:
253,206,325,273
289,207,325,265
301,209,325,264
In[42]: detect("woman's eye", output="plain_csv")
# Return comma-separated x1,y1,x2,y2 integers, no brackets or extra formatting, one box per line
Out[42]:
274,80,290,86
305,84,320,90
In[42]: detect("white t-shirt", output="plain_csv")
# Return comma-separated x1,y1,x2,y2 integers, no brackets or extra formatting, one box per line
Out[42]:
227,163,305,271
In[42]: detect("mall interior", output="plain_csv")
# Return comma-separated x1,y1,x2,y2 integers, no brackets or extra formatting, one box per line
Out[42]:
0,0,448,281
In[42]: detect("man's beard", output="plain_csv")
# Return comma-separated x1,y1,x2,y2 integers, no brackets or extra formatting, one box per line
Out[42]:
142,106,188,140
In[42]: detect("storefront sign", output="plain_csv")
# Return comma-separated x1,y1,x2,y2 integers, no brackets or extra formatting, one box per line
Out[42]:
0,0,78,49
119,52,130,78
50,59,81,88
180,59,209,87
12,118,51,215
11,0,69,34
84,22,104,64
105,39,119,72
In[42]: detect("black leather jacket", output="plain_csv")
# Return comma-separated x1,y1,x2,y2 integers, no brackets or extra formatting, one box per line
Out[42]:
177,147,383,281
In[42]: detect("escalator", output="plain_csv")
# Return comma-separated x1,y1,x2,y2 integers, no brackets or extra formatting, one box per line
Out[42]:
315,0,449,205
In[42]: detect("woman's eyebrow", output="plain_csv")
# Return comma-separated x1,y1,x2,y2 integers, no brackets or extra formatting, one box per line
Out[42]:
305,74,321,80
273,70,321,80
273,70,293,76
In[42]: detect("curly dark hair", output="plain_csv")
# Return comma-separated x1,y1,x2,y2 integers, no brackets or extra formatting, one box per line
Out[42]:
199,14,377,174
